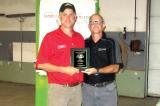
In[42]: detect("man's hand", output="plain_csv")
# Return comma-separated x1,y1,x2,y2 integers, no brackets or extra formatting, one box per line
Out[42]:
37,63,80,75
62,66,80,76
82,68,97,75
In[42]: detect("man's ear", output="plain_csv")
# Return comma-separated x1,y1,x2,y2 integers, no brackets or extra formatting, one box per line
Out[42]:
75,16,77,22
88,24,91,30
56,17,61,25
103,24,106,31
58,13,61,20
57,14,61,25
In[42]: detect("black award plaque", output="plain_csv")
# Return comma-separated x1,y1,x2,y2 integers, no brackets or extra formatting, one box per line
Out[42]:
71,48,90,70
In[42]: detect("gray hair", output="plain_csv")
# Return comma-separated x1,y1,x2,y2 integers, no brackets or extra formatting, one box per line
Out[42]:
89,13,104,22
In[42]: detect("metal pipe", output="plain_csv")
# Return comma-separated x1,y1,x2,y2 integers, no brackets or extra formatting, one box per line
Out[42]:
19,17,24,70
134,0,137,38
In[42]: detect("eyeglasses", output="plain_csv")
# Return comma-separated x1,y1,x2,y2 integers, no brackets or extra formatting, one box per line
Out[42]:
89,20,104,25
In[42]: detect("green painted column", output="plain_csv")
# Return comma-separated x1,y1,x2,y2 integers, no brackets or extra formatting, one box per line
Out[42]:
35,0,48,106
35,73,48,106
95,0,100,13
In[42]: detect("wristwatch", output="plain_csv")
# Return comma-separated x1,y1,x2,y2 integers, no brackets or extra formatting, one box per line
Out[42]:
96,68,99,73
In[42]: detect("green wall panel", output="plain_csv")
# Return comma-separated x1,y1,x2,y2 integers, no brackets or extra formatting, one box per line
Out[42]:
116,70,146,98
0,61,34,84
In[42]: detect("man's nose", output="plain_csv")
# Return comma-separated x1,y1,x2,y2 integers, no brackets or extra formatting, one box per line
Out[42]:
66,15,71,21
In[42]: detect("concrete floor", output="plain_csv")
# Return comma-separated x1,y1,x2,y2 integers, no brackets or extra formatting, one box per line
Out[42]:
0,81,159,106
118,96,159,106
0,81,34,106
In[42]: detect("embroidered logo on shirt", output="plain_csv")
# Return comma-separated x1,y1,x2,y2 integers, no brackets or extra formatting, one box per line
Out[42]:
98,48,106,51
57,45,66,49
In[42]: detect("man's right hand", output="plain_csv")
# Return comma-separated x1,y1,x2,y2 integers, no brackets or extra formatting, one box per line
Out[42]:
61,66,80,76
37,63,80,75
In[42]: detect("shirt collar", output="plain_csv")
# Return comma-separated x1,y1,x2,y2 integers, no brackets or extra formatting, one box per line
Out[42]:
58,26,75,38
88,32,107,43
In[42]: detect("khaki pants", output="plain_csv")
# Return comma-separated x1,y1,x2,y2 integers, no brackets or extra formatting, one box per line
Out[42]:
48,83,82,106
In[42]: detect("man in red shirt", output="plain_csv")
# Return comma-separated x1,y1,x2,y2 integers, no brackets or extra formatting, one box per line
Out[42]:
36,2,84,106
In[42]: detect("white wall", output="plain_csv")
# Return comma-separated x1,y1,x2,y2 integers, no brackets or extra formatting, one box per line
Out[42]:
13,42,36,62
99,0,147,32
0,0,35,31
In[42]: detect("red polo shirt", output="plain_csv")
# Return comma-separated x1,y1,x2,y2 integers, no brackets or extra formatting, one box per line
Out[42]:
36,28,84,84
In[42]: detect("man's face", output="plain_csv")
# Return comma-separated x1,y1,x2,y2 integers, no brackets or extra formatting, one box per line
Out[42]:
59,9,77,29
89,15,105,34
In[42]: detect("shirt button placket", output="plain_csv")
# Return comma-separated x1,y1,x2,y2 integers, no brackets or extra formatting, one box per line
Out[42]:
71,39,74,47
93,46,97,66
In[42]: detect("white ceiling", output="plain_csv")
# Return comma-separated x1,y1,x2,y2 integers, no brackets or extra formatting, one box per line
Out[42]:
0,0,35,31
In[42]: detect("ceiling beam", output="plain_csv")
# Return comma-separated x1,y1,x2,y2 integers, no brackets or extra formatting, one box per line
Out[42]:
0,13,5,16
5,13,35,18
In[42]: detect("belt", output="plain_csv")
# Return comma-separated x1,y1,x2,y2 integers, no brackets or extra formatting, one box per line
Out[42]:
63,82,81,87
88,81,113,87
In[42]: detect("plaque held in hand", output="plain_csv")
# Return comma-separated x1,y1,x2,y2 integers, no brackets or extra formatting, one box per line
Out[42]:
71,48,90,70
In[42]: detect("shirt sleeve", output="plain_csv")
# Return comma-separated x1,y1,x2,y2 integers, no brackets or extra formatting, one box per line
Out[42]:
113,39,123,68
36,34,52,65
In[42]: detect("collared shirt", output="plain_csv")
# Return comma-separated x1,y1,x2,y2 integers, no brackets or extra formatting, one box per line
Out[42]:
84,35,122,84
36,27,84,84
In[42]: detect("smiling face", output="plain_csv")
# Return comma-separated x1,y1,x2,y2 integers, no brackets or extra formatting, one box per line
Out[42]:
59,8,77,29
88,14,106,35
